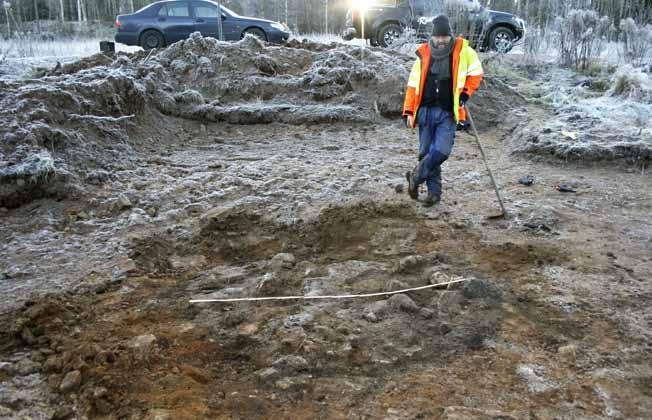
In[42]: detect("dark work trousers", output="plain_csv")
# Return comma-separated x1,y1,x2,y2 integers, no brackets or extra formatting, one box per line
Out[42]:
414,105,456,199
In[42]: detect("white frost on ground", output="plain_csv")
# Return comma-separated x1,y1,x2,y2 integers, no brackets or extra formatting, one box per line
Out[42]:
0,33,367,81
292,32,364,46
0,37,141,80
506,61,652,162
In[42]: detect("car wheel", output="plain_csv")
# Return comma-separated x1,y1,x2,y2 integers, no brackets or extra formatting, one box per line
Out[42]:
243,28,267,42
489,27,515,54
140,30,165,50
378,23,402,48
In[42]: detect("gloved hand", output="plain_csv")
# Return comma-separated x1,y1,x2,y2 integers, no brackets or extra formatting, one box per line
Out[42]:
459,92,470,107
456,120,470,131
402,114,414,129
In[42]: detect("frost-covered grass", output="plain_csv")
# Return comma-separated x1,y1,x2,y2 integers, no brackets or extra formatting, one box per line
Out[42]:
291,32,344,44
291,32,366,46
523,39,648,67
0,36,140,79
0,36,140,59
499,53,652,162
611,65,652,100
522,15,651,69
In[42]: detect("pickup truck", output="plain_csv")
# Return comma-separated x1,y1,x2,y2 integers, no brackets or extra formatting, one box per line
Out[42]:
343,0,526,52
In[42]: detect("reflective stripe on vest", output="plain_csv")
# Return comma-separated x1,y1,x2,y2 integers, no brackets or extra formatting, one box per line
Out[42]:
407,37,483,122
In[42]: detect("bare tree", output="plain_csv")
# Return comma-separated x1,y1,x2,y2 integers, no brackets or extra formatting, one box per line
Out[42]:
621,17,652,66
3,1,10,36
558,9,611,70
32,0,40,32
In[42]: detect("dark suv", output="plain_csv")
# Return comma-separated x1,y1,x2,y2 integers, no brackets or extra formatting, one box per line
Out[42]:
343,0,525,52
115,0,291,49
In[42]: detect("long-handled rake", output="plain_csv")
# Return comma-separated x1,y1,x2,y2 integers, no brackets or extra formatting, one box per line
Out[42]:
465,105,507,219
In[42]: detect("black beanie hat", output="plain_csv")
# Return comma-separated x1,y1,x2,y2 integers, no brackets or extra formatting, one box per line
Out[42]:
432,15,452,37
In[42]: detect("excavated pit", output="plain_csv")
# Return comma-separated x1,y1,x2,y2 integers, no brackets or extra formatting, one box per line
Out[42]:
1,201,574,419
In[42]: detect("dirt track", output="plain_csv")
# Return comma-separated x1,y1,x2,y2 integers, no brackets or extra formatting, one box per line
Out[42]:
0,36,651,419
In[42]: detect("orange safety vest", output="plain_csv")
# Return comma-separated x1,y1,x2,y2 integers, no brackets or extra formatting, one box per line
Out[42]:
402,37,484,127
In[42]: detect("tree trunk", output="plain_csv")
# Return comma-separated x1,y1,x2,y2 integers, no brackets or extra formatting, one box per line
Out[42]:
33,0,40,33
4,5,10,37
16,0,23,25
59,0,64,21
118,0,129,14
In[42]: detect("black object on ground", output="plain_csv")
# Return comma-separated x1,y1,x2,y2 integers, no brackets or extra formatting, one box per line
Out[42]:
100,41,115,54
518,175,534,186
524,222,552,232
556,184,577,193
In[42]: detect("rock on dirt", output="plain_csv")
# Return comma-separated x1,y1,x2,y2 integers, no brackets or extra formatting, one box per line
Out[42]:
271,355,309,375
516,364,558,394
558,344,578,361
114,193,133,211
256,367,280,383
462,279,497,300
14,358,41,376
363,299,390,322
388,293,419,312
128,334,157,352
270,253,297,270
51,406,75,420
59,370,81,393
396,255,423,273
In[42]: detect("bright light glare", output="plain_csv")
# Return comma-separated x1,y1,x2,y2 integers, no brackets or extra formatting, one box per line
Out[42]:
351,0,375,12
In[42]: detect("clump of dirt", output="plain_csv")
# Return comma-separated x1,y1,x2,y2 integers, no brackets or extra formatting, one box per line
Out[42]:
32,52,116,77
0,149,76,208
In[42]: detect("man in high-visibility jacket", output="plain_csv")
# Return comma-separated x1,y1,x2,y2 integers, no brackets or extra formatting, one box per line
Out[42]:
403,15,484,207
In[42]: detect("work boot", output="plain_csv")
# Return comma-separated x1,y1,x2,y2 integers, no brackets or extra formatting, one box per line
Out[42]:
422,192,440,207
405,168,419,200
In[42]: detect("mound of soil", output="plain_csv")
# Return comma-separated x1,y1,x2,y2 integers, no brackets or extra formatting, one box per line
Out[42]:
0,34,521,209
